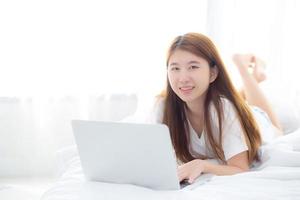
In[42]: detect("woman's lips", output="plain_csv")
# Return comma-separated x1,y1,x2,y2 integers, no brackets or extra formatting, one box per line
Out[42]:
179,86,194,94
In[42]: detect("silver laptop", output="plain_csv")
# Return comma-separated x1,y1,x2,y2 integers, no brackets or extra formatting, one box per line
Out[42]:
71,120,198,190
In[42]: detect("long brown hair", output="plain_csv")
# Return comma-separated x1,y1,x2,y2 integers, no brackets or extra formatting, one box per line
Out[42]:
161,33,261,164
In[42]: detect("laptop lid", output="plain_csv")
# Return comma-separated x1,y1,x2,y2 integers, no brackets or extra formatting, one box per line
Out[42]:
72,120,180,190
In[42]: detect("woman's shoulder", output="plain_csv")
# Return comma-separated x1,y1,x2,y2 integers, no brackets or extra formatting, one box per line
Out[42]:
146,96,166,123
219,96,235,108
209,97,237,117
155,96,166,107
207,97,242,130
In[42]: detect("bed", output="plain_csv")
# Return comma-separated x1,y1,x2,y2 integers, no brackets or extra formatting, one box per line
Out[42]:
39,126,300,200
0,178,54,200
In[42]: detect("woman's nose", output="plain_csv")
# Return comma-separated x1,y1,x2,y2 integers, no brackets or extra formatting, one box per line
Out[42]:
178,71,191,83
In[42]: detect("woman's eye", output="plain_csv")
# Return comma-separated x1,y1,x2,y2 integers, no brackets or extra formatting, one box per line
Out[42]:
191,65,199,69
171,67,180,71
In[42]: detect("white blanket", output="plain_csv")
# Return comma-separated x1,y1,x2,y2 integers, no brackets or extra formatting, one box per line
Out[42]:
41,130,300,200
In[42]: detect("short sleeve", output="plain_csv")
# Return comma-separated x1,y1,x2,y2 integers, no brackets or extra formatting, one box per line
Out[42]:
214,99,249,160
146,97,165,124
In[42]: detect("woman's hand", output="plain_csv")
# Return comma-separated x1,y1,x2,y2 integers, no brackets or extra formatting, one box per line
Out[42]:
177,159,206,184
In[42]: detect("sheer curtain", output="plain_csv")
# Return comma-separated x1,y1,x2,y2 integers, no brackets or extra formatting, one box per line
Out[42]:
206,0,300,89
0,95,138,176
0,0,207,96
0,0,207,177
206,0,300,133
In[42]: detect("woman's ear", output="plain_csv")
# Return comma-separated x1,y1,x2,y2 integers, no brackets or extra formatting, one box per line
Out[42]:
209,66,219,83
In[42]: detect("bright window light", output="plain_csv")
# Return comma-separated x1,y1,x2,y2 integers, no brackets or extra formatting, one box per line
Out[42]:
0,0,207,96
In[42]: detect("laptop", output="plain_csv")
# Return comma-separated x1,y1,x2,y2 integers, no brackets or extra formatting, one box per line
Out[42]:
72,120,211,190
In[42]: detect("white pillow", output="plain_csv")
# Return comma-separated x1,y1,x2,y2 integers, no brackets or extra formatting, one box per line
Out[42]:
260,81,300,134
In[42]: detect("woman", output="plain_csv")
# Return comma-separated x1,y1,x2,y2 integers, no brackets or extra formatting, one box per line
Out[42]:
152,33,282,184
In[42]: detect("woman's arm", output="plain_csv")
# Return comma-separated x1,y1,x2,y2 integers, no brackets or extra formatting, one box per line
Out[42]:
203,151,249,175
178,151,249,183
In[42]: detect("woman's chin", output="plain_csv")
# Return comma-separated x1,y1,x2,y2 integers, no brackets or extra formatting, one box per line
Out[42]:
178,95,195,103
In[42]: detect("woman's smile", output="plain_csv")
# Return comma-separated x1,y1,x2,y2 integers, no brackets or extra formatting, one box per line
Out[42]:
179,86,195,95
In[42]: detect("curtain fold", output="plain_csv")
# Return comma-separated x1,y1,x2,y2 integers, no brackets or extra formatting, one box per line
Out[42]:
0,95,137,177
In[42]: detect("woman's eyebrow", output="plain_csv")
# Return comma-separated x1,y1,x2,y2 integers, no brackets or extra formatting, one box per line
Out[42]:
169,62,179,66
188,60,200,64
169,61,200,66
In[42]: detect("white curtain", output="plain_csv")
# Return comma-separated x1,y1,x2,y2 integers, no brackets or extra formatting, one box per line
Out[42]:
206,0,300,90
0,95,138,176
205,0,300,133
0,92,167,177
0,0,300,178
0,0,207,96
0,0,207,177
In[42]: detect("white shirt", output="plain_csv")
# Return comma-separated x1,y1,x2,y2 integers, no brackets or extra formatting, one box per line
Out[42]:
148,97,276,161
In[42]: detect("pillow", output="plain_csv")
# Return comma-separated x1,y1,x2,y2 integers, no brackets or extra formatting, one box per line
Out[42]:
260,81,300,134
256,129,300,169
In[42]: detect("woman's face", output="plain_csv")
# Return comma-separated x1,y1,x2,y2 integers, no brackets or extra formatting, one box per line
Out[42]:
167,49,217,104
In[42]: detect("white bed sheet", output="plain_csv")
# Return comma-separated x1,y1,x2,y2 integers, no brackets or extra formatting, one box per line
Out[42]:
0,178,54,200
0,186,38,200
41,130,300,200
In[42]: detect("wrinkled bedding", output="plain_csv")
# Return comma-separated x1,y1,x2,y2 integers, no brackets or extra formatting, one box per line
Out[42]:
41,130,300,200
0,184,41,200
